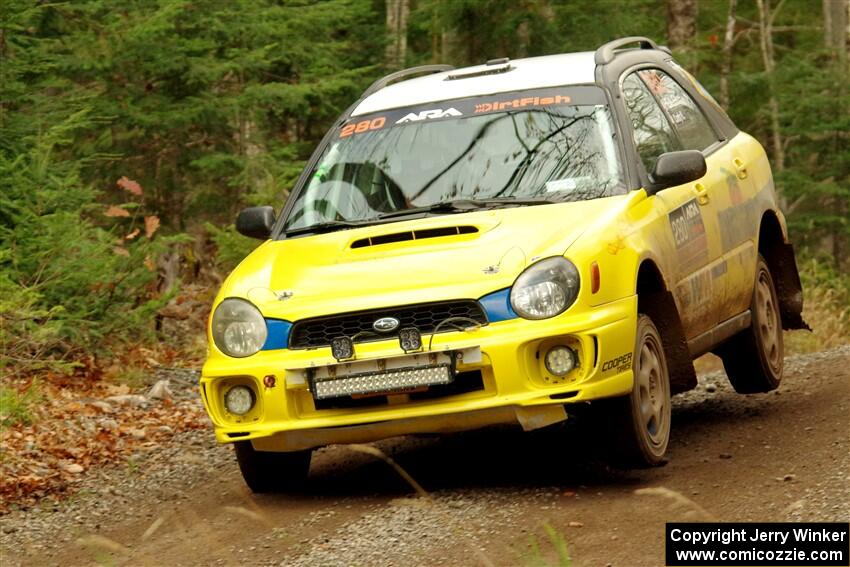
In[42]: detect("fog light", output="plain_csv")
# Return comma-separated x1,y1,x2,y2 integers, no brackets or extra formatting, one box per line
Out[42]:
224,385,255,415
544,346,577,376
398,327,422,352
330,336,354,361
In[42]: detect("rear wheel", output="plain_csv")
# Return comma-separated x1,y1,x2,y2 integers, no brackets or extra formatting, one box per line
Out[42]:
717,255,783,393
601,314,671,467
234,441,312,493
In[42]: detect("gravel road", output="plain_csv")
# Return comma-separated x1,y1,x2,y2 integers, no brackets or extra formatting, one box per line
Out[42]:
2,346,849,566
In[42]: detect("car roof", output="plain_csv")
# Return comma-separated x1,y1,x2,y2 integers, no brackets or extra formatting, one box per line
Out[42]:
351,52,597,116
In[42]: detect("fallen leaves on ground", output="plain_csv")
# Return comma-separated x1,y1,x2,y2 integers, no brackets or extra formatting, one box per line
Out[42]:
0,376,207,513
1,286,210,513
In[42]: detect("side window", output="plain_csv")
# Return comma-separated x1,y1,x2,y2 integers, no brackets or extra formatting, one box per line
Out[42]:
638,69,719,151
667,60,728,117
622,72,681,174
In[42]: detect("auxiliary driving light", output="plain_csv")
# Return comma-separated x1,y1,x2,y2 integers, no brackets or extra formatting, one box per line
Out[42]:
330,336,354,361
224,385,255,415
544,346,577,376
398,327,422,352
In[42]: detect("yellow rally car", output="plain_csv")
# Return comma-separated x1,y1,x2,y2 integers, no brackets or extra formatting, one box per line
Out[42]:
201,37,807,492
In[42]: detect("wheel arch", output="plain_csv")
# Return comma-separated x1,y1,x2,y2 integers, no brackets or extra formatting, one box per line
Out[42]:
757,210,809,330
635,258,697,394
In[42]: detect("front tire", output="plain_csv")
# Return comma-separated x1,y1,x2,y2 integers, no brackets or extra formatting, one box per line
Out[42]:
602,314,672,467
717,255,783,393
234,441,312,494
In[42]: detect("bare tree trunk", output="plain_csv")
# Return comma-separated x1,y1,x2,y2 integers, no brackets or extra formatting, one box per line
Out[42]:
385,0,409,69
516,20,530,58
441,29,457,63
823,0,849,269
756,0,785,178
430,4,439,63
666,0,698,50
719,0,738,109
823,0,849,54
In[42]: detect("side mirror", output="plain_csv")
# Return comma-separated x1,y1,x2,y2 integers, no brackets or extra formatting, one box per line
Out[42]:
236,206,275,240
647,150,707,194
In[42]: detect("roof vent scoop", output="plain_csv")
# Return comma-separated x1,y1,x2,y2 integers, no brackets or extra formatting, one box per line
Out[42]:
446,60,513,81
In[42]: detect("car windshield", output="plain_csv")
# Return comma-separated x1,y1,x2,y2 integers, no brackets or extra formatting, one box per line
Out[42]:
282,86,625,232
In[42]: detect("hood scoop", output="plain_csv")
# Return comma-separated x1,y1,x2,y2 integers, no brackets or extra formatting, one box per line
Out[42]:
351,225,478,249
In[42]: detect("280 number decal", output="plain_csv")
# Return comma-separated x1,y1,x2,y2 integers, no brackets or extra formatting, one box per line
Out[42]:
339,117,386,138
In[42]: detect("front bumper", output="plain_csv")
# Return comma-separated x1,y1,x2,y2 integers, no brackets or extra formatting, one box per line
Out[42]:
200,295,638,451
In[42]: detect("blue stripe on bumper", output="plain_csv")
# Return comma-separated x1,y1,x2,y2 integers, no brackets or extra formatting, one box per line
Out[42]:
262,319,292,350
478,288,518,323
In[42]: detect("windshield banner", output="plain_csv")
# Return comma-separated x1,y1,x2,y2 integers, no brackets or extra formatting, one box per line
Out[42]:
340,85,607,138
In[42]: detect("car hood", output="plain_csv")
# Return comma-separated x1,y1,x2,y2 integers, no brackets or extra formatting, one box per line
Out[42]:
221,196,626,320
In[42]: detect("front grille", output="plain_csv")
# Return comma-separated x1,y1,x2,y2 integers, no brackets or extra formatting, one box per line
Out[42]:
288,300,488,349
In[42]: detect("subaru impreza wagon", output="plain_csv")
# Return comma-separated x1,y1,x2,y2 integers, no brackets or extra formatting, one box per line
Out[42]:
200,37,807,492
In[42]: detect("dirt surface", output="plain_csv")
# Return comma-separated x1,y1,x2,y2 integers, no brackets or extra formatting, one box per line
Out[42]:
2,346,849,567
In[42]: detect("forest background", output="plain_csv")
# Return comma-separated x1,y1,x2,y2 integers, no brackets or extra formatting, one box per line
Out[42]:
1,0,848,414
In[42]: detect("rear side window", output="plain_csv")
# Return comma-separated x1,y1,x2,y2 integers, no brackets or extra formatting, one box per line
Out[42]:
622,73,681,173
638,69,719,152
667,60,730,119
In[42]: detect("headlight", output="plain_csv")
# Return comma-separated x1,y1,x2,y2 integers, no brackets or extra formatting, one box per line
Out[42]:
510,257,580,319
211,298,268,357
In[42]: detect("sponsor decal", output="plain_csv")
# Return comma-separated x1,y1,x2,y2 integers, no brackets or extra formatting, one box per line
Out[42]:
607,234,626,255
602,352,632,373
716,182,774,251
669,198,708,271
639,69,670,96
668,107,688,125
473,95,571,114
710,260,727,279
395,107,462,123
336,86,604,139
679,270,713,312
721,167,744,206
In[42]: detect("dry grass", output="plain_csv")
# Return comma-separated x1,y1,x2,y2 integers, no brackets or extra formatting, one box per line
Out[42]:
786,264,850,354
694,259,849,375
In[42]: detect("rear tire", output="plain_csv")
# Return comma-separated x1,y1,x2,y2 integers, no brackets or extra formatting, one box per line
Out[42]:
717,255,783,393
234,441,312,494
601,314,671,467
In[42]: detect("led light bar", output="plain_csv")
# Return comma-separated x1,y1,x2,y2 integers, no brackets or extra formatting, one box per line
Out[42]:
313,364,452,400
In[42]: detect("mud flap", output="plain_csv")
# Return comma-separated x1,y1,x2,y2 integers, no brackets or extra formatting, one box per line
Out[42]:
641,291,698,394
764,242,810,331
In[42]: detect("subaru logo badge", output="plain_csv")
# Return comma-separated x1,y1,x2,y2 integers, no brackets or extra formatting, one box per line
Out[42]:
373,317,400,333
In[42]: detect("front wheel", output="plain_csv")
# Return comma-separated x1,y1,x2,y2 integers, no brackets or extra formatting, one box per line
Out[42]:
600,314,672,467
234,441,312,494
716,255,783,393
